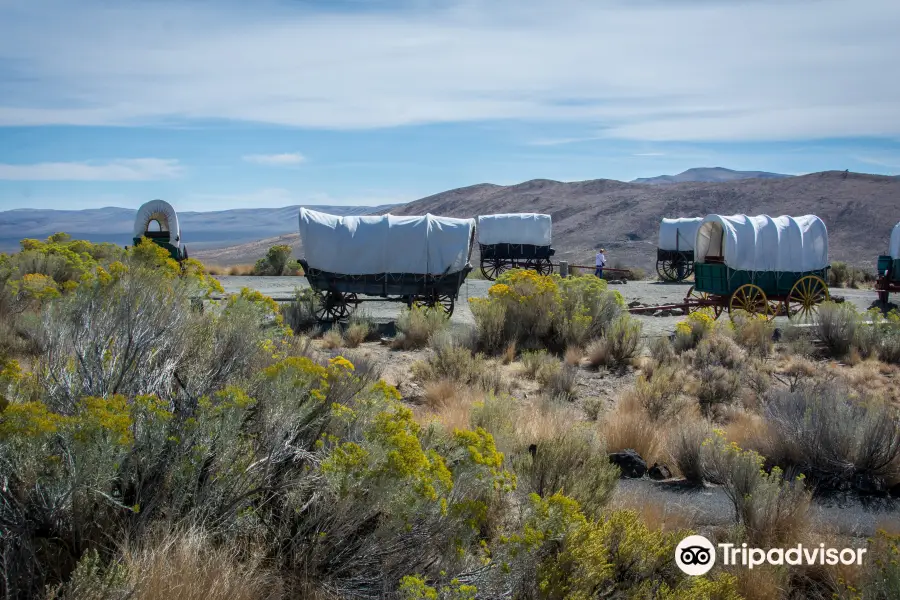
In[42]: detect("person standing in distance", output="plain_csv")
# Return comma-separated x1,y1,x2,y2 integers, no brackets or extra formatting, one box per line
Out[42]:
595,248,607,279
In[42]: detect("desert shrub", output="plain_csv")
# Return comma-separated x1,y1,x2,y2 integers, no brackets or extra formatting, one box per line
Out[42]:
764,381,900,489
413,334,502,394
251,244,294,276
829,261,850,288
731,312,775,357
840,531,900,600
497,493,741,599
649,335,677,365
624,364,686,421
281,287,321,333
393,305,448,350
691,334,745,418
582,396,605,421
542,362,578,401
470,269,623,353
344,314,373,348
815,301,859,357
669,419,710,484
854,309,900,363
322,328,343,349
673,311,718,352
521,349,558,380
702,430,811,547
563,346,582,366
511,425,618,519
592,314,643,365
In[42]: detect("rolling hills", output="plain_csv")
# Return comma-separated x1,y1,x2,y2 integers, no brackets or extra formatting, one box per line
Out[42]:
192,170,900,272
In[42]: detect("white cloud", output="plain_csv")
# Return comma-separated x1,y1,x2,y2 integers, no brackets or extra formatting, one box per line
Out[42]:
0,158,182,181
242,153,306,166
0,0,898,141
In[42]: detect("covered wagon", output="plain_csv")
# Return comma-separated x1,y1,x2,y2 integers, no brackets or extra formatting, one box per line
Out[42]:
298,208,475,322
875,221,900,304
656,217,703,282
685,214,830,321
132,199,187,261
476,213,555,280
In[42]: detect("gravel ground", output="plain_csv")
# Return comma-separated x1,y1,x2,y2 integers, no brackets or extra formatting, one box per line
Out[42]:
215,275,881,338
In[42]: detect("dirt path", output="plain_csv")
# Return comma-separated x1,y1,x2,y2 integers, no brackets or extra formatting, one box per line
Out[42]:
215,275,881,338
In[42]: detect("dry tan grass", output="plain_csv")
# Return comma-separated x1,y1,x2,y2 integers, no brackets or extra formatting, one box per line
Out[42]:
123,528,282,600
414,385,480,432
321,329,343,350
599,403,662,464
422,378,462,410
501,341,517,365
564,346,583,366
228,264,256,276
840,359,900,403
734,565,789,600
722,408,770,452
609,489,697,532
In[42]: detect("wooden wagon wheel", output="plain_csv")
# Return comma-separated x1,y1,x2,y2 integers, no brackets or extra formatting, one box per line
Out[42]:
339,293,359,319
536,258,554,276
656,259,677,282
685,285,723,319
785,275,829,323
409,292,454,318
728,284,774,321
480,258,508,281
314,290,349,323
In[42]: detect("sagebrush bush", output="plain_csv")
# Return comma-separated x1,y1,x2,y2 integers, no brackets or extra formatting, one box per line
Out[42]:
521,349,557,380
815,301,859,357
344,313,373,348
731,312,775,357
251,244,294,276
691,334,745,418
673,311,718,352
624,364,686,421
669,419,710,484
764,381,900,489
469,269,623,353
392,305,448,350
412,333,503,394
649,335,677,365
542,362,578,401
702,431,811,547
511,424,618,519
281,288,321,333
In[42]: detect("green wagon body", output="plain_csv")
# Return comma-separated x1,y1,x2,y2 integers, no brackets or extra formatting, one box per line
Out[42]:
876,255,900,282
694,263,830,298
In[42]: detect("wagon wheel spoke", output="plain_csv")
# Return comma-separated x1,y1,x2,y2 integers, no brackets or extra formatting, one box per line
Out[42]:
314,291,346,323
729,284,773,321
538,258,554,276
671,257,690,282
787,275,829,323
685,285,722,319
481,258,508,281
659,259,677,282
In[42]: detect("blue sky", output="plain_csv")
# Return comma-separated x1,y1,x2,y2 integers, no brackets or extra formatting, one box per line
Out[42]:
1,0,899,211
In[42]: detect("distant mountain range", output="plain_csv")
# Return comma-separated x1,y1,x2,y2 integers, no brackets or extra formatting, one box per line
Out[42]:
631,167,792,185
0,204,399,253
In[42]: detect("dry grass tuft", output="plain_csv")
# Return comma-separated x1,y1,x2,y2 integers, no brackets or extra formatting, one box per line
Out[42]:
600,403,662,464
609,489,697,532
321,328,343,350
123,528,281,600
564,346,583,366
501,341,517,365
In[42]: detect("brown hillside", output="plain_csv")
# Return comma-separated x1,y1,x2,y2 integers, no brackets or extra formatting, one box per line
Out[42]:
196,171,900,272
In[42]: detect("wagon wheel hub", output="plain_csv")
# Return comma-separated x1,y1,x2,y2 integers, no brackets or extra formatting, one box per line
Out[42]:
729,284,775,321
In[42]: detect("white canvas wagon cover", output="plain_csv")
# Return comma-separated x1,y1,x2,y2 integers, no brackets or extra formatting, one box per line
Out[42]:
133,199,181,247
476,213,552,246
299,208,475,276
696,214,828,273
657,217,703,251
890,221,900,259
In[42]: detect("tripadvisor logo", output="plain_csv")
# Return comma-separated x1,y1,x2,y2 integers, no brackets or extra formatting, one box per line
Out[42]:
675,535,867,575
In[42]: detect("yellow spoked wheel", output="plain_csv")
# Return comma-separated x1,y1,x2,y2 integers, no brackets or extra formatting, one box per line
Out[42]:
729,284,774,321
786,275,829,323
685,285,723,319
